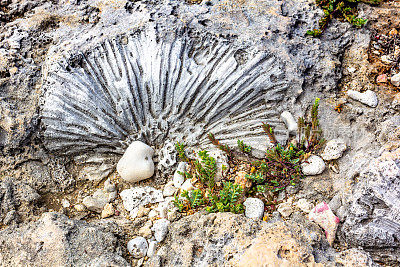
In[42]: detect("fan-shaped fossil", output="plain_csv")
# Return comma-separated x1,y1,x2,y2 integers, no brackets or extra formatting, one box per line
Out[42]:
41,27,290,177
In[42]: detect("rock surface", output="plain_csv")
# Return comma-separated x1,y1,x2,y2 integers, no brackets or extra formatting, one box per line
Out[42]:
347,90,378,107
321,139,347,161
152,219,170,242
341,147,400,263
309,202,340,245
120,186,163,213
117,141,155,183
0,212,128,266
127,237,148,259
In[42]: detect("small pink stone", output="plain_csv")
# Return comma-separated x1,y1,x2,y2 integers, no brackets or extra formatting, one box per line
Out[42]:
377,74,388,83
316,202,329,213
325,230,328,238
335,216,340,224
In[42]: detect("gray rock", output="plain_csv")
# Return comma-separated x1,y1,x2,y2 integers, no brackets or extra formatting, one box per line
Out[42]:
152,219,170,242
341,149,400,263
328,194,342,213
83,189,109,213
301,155,326,175
243,198,264,220
147,241,158,258
277,202,293,218
120,186,163,212
0,212,128,266
127,237,148,259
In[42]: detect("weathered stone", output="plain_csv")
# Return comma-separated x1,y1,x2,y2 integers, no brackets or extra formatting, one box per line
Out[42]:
280,111,298,134
152,219,170,242
243,198,264,220
321,139,347,161
162,182,177,197
173,162,186,188
117,141,155,183
147,241,158,258
127,237,148,259
277,202,293,218
120,187,163,212
0,212,128,266
347,90,378,107
295,199,314,213
101,203,114,218
309,202,340,245
391,73,400,86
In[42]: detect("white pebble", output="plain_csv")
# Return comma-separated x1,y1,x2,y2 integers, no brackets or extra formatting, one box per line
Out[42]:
391,73,400,87
243,198,264,220
148,209,158,219
117,141,155,183
295,199,314,213
321,139,347,161
61,199,70,208
120,186,163,212
173,162,186,188
180,179,194,191
163,182,177,197
347,90,378,107
127,237,148,258
301,155,325,175
152,219,170,242
280,111,298,133
147,241,158,257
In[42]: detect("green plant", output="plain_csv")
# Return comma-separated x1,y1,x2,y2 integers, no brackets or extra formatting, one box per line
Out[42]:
194,151,217,189
297,98,326,154
237,139,252,153
173,189,205,212
307,0,381,37
206,182,244,213
175,142,191,163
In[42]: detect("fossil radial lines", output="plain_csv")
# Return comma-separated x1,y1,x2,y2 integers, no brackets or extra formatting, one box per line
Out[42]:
41,28,289,159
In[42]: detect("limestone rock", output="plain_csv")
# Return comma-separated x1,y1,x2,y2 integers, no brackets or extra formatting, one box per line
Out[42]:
243,198,264,220
127,237,148,259
152,219,170,242
321,139,347,161
347,90,378,107
147,241,158,258
101,203,114,218
117,141,155,183
335,248,377,267
0,212,128,266
163,182,177,197
83,189,115,213
309,202,340,245
341,147,400,263
139,221,153,238
120,187,163,212
180,179,194,191
301,155,326,175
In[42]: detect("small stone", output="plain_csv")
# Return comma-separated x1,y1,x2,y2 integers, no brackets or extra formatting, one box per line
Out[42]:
295,199,314,213
61,199,70,208
101,203,114,218
83,192,108,213
381,55,393,64
74,204,86,212
347,90,378,107
376,74,387,83
309,202,340,245
147,241,158,257
104,178,116,192
167,208,179,222
277,202,293,217
328,195,342,213
148,209,158,219
347,67,356,73
173,162,186,188
117,141,155,183
163,182,177,197
389,28,398,36
234,171,252,190
301,155,325,176
321,139,347,161
206,150,229,181
127,237,148,258
137,206,151,218
120,187,163,212
280,111,298,134
336,206,347,221
152,219,170,242
390,73,400,87
180,179,194,191
157,197,174,219
139,221,153,238
243,198,264,220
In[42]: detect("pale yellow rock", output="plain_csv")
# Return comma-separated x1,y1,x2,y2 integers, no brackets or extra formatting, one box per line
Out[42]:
101,203,114,218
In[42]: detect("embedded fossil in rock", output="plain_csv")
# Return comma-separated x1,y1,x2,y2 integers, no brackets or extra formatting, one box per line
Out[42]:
41,27,290,168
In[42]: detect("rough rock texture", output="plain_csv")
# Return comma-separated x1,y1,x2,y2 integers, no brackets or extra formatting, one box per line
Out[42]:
309,202,340,245
0,212,128,266
120,186,163,213
341,146,400,264
150,212,339,266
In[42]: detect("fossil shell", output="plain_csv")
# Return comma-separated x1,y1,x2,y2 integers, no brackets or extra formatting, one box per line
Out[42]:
41,27,289,172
